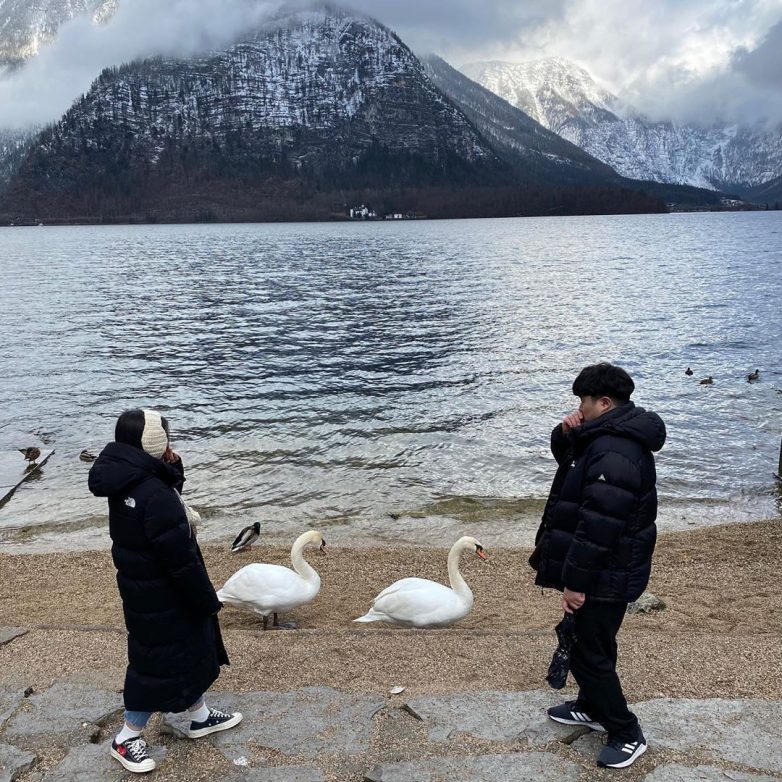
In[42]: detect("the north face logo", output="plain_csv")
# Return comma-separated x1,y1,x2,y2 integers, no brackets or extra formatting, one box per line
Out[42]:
598,474,607,482
570,461,576,468
124,497,136,508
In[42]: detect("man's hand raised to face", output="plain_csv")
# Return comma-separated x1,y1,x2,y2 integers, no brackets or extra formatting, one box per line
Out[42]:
561,411,584,435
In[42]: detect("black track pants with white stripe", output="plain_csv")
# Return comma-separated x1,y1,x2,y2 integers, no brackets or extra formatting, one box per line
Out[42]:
570,599,639,741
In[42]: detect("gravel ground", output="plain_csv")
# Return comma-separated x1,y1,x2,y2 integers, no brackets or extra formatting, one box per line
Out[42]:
1,518,779,700
0,519,780,781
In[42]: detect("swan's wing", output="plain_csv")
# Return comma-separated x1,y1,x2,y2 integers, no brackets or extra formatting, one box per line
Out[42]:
371,578,465,625
219,564,314,611
372,577,431,602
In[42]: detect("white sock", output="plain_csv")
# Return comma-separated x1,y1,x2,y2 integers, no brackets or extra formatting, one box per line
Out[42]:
116,723,142,744
188,702,210,723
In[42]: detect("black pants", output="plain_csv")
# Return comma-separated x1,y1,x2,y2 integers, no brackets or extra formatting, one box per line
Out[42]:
570,599,639,741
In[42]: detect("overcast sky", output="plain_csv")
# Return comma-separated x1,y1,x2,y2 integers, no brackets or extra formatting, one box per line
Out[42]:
375,0,782,125
1,0,781,129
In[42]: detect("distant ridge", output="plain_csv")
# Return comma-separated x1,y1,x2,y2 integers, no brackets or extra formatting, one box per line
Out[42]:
462,58,782,199
425,55,721,208
741,173,782,205
423,54,621,186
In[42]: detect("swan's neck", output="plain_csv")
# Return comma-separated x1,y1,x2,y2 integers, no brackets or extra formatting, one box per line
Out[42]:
291,541,319,583
447,544,472,600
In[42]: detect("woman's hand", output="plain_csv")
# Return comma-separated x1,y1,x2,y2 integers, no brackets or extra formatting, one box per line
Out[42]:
162,446,180,464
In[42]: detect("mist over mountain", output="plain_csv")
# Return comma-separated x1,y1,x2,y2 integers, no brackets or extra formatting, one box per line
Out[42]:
461,58,782,196
422,55,721,208
0,0,115,72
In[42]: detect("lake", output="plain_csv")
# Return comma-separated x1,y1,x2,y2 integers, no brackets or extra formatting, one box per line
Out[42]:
1,211,780,552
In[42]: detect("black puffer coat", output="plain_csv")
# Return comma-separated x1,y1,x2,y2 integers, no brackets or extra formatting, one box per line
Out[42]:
88,442,228,713
530,402,666,602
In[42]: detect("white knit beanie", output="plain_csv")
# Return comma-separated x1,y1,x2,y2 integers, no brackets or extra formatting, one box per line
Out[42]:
141,409,169,459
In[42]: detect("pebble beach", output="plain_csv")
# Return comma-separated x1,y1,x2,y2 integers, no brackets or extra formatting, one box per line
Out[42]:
1,518,780,781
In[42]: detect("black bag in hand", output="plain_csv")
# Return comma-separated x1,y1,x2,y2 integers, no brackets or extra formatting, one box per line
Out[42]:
546,612,576,690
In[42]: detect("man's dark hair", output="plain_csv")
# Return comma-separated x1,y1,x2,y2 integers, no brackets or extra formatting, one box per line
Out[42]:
572,363,634,404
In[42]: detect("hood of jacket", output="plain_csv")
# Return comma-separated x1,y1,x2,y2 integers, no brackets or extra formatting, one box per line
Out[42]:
88,441,180,498
574,401,666,453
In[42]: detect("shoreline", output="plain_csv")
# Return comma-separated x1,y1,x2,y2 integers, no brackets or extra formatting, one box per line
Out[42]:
1,496,778,555
0,203,769,228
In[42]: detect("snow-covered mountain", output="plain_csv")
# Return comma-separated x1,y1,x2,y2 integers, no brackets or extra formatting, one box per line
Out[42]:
422,55,622,187
2,6,509,219
0,0,115,71
462,58,782,194
2,5,678,221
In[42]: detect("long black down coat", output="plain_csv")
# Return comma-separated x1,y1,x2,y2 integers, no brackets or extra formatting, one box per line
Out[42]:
530,402,666,602
88,442,228,713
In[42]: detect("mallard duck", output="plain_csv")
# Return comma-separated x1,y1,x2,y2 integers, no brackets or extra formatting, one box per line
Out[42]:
18,447,41,466
353,536,487,628
79,449,97,462
747,369,759,382
231,522,261,553
217,530,325,629
685,367,694,376
699,376,714,385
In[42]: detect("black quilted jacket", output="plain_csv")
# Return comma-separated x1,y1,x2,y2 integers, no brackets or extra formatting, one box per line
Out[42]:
530,402,666,602
88,442,227,712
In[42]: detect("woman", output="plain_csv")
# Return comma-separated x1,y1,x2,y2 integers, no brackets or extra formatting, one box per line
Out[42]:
89,409,241,774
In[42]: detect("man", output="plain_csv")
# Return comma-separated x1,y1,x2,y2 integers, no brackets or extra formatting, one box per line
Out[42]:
530,363,666,769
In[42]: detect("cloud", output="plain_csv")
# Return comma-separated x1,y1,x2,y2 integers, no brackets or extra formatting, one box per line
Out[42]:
369,0,782,125
358,0,567,64
733,18,782,89
0,0,283,129
480,0,782,125
0,0,781,128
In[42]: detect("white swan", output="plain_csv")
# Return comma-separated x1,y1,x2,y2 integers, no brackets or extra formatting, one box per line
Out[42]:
353,536,487,628
217,530,325,629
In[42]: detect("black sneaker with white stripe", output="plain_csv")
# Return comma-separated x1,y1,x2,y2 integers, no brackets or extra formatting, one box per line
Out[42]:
597,730,648,768
188,707,243,738
547,700,605,732
110,737,156,773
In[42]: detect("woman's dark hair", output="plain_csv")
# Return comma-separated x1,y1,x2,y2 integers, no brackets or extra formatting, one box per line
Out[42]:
572,363,634,404
115,409,170,449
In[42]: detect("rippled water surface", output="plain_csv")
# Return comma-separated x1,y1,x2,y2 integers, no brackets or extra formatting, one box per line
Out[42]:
1,212,781,551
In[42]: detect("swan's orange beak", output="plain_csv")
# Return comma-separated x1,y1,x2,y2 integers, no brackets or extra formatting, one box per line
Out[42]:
476,547,487,560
